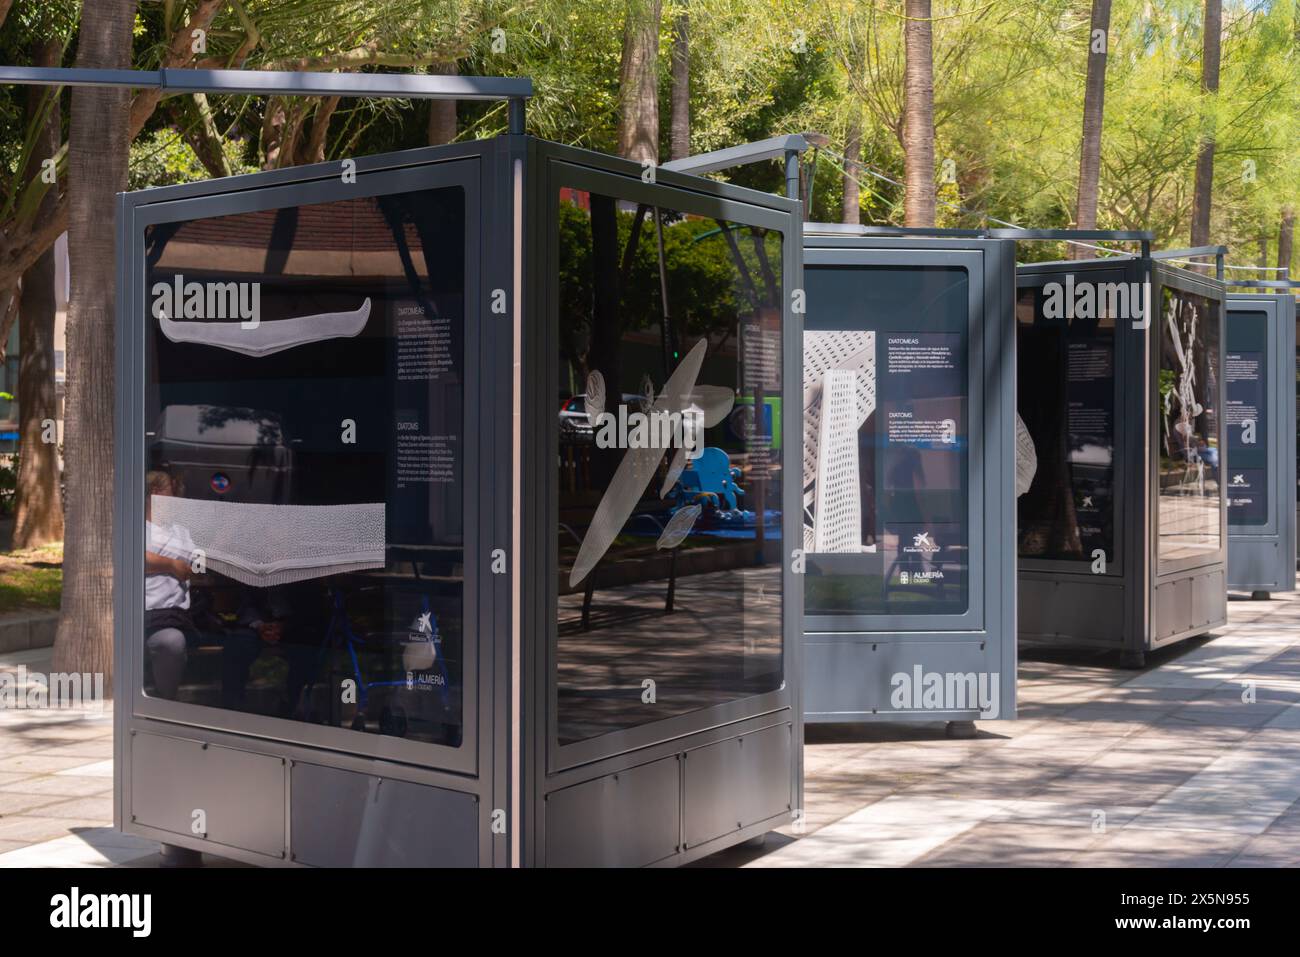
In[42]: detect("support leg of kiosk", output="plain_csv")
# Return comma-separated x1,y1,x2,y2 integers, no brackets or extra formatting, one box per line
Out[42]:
159,843,203,868
1120,650,1146,669
1251,591,1271,601
945,720,978,739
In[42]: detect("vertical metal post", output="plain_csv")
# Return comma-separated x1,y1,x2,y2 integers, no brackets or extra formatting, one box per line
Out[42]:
784,148,800,203
508,97,526,135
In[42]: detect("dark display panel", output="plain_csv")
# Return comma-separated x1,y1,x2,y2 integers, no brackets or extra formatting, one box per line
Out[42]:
554,189,783,746
802,265,970,616
142,187,467,748
1157,285,1221,568
1016,284,1117,565
1225,309,1269,527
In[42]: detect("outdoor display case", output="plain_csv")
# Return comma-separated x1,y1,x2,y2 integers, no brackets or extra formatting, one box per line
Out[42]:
797,226,1018,725
1224,285,1297,596
1012,237,1229,666
114,131,804,867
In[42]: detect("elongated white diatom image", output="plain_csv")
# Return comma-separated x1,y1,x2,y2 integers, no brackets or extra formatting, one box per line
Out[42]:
657,504,702,550
1015,414,1038,497
584,369,606,420
159,297,371,357
569,337,709,587
150,496,385,587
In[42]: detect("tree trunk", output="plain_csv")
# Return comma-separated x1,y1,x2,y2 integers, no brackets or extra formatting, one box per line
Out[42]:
1071,0,1112,258
428,61,458,146
616,0,662,164
12,39,65,550
0,288,18,361
842,109,862,225
53,0,139,683
669,11,689,161
1278,206,1295,279
1190,0,1222,249
902,0,936,227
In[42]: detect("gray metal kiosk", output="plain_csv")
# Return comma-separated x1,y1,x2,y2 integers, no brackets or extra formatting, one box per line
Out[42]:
90,68,805,867
1223,281,1298,597
1010,232,1229,666
796,225,1018,726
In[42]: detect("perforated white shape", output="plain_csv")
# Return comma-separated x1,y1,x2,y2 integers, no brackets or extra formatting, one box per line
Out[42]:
802,330,875,548
151,496,386,587
812,368,863,553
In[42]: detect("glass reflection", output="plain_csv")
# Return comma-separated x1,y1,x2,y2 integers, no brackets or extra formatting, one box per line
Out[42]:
555,190,783,746
1016,284,1117,564
1157,285,1221,567
142,188,466,748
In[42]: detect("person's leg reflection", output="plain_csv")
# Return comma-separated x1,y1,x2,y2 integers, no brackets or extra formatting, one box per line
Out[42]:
145,627,187,699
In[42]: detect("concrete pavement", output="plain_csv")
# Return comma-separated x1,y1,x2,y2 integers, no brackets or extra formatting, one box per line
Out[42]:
2,586,1299,867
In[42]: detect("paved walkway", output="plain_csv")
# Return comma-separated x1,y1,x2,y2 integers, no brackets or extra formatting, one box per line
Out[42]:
2,586,1299,867
717,588,1300,867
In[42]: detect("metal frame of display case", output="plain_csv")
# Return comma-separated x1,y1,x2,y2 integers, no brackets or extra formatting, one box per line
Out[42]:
1223,281,1298,596
0,63,809,867
1006,231,1229,667
798,225,1019,726
112,136,805,868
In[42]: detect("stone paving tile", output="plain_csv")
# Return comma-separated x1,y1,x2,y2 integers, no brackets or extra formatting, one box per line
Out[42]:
0,815,107,844
1125,738,1300,836
28,795,114,820
747,583,1300,867
0,830,155,868
748,795,1007,868
0,753,97,775
0,774,113,797
1076,827,1253,867
909,821,1104,867
0,789,69,814
54,759,112,778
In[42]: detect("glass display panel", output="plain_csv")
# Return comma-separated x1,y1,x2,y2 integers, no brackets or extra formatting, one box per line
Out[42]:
1157,284,1222,567
1016,283,1117,565
555,188,783,746
802,264,970,616
1225,309,1269,527
142,187,467,749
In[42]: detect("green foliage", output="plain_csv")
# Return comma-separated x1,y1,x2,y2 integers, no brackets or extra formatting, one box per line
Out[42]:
1,0,1296,273
129,129,255,191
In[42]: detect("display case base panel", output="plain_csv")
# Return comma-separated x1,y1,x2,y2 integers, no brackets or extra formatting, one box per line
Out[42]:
544,722,793,867
1018,576,1125,646
804,638,996,721
129,731,482,867
1154,566,1227,643
1228,540,1293,593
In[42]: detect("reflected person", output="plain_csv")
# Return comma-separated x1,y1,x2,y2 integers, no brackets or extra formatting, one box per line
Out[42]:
144,469,257,706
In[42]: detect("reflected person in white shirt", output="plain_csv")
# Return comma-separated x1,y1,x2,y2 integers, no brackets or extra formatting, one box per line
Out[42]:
144,470,198,698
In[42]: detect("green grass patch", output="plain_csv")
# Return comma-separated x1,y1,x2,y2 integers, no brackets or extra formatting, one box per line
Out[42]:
0,544,63,615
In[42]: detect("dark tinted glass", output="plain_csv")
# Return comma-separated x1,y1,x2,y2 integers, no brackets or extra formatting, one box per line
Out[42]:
142,187,467,749
802,264,970,616
1016,282,1118,565
1157,285,1221,567
555,189,783,746
1225,309,1269,527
